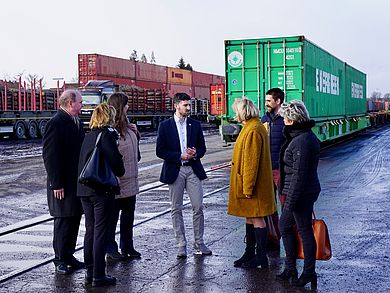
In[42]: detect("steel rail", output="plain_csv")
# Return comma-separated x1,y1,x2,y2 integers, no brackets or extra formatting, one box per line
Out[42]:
0,163,231,284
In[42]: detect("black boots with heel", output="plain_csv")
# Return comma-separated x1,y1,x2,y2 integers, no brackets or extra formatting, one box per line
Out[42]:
293,272,317,290
234,224,256,267
276,268,298,283
241,227,268,269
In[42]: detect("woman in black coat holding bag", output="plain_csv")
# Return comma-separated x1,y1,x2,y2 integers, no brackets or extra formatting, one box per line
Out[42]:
77,103,125,287
276,100,321,290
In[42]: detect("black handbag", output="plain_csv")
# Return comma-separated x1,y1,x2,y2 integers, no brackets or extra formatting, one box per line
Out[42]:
78,132,118,190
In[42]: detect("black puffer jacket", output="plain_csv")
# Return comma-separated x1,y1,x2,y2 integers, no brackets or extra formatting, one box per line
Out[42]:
77,127,125,197
261,112,285,170
279,120,321,211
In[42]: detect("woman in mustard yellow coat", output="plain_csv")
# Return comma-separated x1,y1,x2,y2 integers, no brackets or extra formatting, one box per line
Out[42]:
227,98,276,269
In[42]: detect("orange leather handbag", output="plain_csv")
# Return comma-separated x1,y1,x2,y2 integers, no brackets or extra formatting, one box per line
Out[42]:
295,213,332,261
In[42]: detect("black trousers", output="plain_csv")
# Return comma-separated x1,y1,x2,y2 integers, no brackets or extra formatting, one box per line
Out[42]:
53,215,82,266
107,196,136,253
81,195,114,278
279,199,316,274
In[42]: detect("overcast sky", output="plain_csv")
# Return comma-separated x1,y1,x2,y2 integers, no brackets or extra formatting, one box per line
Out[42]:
1,0,388,96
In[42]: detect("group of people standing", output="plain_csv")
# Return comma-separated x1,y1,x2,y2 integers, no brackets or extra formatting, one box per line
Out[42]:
42,88,320,289
43,90,141,287
228,89,321,290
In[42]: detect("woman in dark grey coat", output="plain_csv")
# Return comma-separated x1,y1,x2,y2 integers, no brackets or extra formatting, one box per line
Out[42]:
77,103,125,287
277,100,321,290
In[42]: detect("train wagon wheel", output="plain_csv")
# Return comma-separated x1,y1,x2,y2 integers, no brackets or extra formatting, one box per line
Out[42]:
38,120,47,137
14,121,26,139
27,121,38,139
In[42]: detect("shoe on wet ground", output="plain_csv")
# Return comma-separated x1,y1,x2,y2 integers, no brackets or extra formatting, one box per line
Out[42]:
177,246,187,259
193,243,212,255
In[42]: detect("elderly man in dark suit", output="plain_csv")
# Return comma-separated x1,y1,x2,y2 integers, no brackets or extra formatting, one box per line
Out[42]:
156,92,211,258
42,89,85,274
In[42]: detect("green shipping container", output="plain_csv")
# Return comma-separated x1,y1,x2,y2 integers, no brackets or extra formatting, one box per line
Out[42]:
224,36,369,141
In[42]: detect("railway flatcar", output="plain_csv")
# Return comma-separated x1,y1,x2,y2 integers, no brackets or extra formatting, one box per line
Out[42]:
222,35,370,142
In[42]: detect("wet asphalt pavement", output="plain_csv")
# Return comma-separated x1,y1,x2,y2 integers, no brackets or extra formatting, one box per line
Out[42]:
1,126,390,292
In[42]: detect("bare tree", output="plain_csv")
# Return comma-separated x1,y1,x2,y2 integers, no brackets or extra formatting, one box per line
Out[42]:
383,93,390,101
150,51,156,64
370,91,382,100
140,54,148,63
130,50,138,61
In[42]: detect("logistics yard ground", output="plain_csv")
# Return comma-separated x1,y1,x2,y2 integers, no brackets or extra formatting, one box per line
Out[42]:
0,128,390,292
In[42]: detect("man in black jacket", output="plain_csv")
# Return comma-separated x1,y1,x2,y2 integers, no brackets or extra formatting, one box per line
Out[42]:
156,93,211,258
261,88,286,250
42,89,85,274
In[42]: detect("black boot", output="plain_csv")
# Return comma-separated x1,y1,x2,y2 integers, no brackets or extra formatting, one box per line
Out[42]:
234,224,256,267
242,227,268,269
292,272,317,290
276,268,298,283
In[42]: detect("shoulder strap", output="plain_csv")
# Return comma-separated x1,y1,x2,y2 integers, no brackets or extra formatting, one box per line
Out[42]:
95,131,103,146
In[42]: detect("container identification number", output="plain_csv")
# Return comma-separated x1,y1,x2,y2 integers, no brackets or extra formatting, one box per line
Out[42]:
351,82,363,99
316,68,339,96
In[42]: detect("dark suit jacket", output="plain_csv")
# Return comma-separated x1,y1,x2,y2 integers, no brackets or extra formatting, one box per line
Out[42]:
42,109,85,217
156,117,207,184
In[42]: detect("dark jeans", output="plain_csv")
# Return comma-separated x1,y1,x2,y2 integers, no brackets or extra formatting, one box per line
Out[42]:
81,195,114,278
279,199,316,274
53,215,81,266
107,196,136,253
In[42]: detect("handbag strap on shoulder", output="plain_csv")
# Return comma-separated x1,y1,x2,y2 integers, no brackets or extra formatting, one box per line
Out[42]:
95,131,103,146
312,211,316,219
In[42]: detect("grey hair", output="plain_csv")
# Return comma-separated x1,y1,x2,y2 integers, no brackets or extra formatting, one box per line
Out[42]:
231,97,259,122
59,90,80,108
279,100,310,123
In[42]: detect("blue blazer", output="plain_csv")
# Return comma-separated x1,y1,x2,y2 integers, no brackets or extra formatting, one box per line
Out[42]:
156,117,207,184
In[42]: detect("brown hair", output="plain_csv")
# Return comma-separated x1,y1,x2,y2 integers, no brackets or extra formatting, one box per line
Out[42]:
107,92,129,137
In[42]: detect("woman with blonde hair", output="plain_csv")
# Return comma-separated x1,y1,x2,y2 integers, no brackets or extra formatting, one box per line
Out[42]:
77,103,125,287
106,93,141,260
276,100,320,290
227,97,276,268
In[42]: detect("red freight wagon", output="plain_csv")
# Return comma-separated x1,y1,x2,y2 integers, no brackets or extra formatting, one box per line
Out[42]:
79,75,136,87
193,86,210,100
168,83,192,96
136,62,167,83
135,80,167,90
212,75,225,85
78,54,136,86
192,71,213,87
210,84,225,117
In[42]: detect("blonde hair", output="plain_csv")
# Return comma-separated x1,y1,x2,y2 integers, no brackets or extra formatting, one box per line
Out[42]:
231,97,259,123
279,100,310,124
89,103,116,129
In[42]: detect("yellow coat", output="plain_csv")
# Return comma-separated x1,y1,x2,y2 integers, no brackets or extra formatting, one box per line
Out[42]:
227,118,276,218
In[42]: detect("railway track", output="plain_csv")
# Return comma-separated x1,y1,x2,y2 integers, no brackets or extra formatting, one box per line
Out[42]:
0,162,231,284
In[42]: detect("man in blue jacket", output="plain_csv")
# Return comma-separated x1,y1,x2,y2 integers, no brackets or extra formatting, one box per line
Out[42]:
261,88,286,250
156,93,212,258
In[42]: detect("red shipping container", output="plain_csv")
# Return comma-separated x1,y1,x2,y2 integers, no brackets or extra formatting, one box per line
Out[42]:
136,63,167,83
135,80,167,90
78,54,136,79
79,74,135,87
212,74,225,85
210,84,225,116
192,71,213,87
193,86,210,100
168,84,192,97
